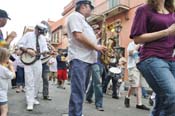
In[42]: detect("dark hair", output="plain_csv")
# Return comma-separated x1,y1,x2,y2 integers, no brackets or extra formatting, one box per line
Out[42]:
147,0,175,13
75,3,81,11
75,2,91,12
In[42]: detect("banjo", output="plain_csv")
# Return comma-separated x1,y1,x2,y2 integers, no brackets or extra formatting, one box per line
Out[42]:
20,21,55,65
41,42,56,64
20,48,54,65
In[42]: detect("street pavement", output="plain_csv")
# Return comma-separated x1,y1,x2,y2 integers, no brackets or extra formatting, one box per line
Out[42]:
8,81,151,116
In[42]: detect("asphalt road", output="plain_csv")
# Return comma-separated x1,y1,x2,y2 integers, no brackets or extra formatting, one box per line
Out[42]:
8,81,151,116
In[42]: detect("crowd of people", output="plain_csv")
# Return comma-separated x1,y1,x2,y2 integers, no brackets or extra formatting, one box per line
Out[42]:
1,0,175,116
0,9,69,114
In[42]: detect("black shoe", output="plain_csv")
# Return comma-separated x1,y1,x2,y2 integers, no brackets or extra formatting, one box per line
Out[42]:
60,86,66,89
112,96,119,99
86,99,93,104
124,97,130,108
96,107,104,111
136,104,150,111
103,89,106,94
12,86,17,89
43,96,52,101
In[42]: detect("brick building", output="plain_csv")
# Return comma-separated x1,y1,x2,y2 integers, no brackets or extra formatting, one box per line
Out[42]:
49,0,147,80
50,0,146,55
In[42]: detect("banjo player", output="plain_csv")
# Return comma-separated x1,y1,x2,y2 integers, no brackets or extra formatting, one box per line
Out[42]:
17,23,49,111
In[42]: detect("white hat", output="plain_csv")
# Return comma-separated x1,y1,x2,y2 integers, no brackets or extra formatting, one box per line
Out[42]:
36,23,48,30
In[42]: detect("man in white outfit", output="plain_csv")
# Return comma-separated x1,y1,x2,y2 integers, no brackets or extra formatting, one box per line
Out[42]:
125,41,149,110
18,23,49,111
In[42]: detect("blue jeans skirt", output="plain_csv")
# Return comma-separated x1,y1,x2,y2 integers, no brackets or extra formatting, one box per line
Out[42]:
16,66,25,86
137,57,175,116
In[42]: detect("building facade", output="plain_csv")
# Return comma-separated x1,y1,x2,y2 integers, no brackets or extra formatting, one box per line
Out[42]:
48,0,147,80
49,0,76,50
50,0,146,53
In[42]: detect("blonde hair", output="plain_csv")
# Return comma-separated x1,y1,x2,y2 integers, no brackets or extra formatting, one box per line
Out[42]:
147,0,175,13
0,47,10,63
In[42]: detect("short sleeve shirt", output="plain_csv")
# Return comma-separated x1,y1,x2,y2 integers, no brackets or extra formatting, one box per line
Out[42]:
130,4,175,61
48,57,57,72
127,41,138,69
67,12,97,64
0,65,13,102
56,55,67,69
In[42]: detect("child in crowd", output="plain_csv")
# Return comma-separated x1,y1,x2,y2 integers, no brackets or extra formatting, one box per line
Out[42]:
48,54,57,84
56,49,68,89
118,55,127,97
0,48,15,116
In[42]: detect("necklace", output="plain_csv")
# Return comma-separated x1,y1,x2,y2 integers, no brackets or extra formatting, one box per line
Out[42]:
158,8,169,14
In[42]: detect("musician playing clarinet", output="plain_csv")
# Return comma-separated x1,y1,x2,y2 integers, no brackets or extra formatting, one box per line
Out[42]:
18,23,49,111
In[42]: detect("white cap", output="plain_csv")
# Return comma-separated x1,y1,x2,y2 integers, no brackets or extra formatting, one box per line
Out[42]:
36,23,48,30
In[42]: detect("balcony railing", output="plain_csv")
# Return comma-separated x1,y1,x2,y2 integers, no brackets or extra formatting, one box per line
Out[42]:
93,0,129,15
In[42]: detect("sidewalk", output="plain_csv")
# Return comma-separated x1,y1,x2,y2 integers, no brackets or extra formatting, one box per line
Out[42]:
8,81,151,116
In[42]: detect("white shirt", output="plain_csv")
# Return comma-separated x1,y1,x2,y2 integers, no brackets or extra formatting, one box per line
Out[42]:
67,12,97,64
127,41,139,69
15,56,24,68
48,57,57,72
18,32,49,58
11,53,24,69
0,65,14,102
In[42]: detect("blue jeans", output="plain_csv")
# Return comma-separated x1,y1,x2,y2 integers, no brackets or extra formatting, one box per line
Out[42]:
98,63,107,87
16,66,25,86
86,64,103,108
142,87,148,97
137,57,175,116
102,73,118,97
68,59,91,116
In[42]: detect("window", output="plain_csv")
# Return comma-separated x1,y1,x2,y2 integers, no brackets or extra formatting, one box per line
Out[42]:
55,33,58,43
51,33,58,43
58,29,62,43
109,0,118,9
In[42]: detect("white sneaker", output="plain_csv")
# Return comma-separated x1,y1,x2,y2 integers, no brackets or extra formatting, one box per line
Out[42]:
27,103,33,111
34,99,40,105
